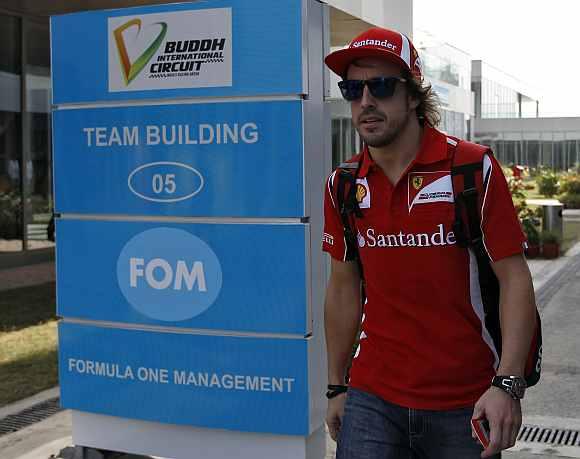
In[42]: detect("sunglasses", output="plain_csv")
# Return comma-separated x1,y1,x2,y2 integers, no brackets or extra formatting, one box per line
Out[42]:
338,76,407,101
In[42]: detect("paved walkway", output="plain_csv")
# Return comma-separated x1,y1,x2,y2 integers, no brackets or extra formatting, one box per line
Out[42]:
1,243,579,459
0,262,55,291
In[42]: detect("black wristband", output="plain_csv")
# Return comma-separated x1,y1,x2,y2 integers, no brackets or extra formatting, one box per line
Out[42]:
326,384,348,399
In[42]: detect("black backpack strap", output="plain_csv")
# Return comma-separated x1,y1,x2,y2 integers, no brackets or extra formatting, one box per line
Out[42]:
451,161,485,256
449,139,542,387
336,164,360,262
450,141,503,361
335,159,367,381
334,159,365,287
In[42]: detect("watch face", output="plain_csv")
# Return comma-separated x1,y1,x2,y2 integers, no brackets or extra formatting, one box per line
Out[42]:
495,376,526,399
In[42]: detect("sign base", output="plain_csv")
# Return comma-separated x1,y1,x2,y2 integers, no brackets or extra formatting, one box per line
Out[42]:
72,411,326,459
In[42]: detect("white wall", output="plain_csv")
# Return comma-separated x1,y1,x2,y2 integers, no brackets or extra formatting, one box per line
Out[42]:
473,117,580,137
325,0,413,35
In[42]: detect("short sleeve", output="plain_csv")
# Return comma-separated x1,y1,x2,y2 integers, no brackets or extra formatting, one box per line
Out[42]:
322,170,348,261
480,154,526,262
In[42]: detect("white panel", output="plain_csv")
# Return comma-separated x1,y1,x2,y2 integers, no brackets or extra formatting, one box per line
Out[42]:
303,0,328,437
73,411,326,459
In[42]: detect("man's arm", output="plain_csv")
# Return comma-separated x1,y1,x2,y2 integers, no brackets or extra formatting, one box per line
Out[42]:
473,253,537,458
324,257,362,441
493,253,537,376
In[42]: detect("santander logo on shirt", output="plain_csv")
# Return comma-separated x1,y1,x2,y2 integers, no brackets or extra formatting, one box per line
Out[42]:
358,224,456,249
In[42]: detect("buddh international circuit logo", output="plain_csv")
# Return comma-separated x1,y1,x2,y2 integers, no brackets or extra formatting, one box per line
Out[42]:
113,18,167,85
108,9,232,92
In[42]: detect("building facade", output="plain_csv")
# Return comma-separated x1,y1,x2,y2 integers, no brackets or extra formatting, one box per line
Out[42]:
471,60,538,119
414,29,472,140
0,10,51,253
470,61,580,170
473,117,580,170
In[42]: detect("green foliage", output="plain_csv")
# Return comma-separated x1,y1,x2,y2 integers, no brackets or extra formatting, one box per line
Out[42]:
519,204,541,245
0,191,21,220
522,217,540,244
557,172,580,209
559,174,580,195
0,191,22,239
540,229,562,244
534,168,560,197
560,192,580,209
504,167,543,244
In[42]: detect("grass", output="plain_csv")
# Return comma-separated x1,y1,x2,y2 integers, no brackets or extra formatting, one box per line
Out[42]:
0,282,58,408
522,180,543,200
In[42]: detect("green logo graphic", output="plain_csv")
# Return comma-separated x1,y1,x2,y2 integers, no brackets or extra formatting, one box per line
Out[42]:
113,19,167,85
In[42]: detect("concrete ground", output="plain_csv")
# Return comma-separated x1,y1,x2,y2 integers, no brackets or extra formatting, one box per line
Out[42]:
1,244,579,459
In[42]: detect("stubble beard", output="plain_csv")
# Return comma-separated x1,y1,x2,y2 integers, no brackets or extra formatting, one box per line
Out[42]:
359,109,411,148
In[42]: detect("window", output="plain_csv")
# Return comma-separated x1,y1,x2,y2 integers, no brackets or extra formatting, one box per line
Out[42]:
0,13,53,252
0,14,22,251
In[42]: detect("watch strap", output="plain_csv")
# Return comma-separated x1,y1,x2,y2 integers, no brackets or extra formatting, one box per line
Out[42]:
326,384,348,399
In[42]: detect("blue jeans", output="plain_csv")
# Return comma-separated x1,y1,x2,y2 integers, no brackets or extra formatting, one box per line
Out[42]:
336,388,500,459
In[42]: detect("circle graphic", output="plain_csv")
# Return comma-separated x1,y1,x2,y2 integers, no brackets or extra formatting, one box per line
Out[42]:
117,227,222,322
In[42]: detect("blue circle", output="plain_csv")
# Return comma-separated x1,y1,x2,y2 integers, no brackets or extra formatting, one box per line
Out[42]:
117,228,222,321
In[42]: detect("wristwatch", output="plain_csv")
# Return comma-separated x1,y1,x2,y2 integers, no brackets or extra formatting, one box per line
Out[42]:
326,384,348,399
491,375,527,400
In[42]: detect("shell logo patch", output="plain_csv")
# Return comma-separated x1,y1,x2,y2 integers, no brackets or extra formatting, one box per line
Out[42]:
356,184,367,203
355,178,371,209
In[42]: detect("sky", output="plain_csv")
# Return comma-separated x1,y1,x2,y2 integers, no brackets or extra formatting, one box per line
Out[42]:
413,0,580,118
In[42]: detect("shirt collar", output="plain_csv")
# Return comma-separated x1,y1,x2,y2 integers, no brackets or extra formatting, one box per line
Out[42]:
357,126,451,177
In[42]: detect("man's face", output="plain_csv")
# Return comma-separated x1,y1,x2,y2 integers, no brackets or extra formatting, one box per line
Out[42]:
346,58,416,148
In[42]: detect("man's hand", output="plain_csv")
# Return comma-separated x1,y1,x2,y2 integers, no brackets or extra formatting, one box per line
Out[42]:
472,387,522,458
326,393,347,442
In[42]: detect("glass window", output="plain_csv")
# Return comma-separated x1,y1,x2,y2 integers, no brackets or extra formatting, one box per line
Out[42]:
23,18,53,250
331,117,362,168
0,14,22,252
552,132,566,171
541,135,553,168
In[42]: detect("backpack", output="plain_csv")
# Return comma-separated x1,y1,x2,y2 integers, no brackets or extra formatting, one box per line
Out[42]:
334,138,542,387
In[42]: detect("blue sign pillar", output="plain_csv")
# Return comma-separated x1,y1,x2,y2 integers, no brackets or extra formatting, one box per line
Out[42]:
51,1,330,458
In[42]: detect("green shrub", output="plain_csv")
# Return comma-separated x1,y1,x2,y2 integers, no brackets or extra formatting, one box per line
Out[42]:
535,168,559,197
522,219,540,245
559,174,580,194
0,191,22,239
520,205,541,245
560,193,580,209
540,230,562,244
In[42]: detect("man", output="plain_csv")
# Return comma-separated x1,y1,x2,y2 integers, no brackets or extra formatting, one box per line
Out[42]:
322,27,537,459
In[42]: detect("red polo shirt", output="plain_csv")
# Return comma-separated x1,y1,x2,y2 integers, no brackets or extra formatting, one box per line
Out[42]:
322,126,526,410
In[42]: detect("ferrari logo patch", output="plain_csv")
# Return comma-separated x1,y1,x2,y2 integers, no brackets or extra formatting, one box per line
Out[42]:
412,176,424,190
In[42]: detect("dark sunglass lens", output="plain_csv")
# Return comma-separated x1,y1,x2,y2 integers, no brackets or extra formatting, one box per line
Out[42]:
367,78,397,98
338,80,364,101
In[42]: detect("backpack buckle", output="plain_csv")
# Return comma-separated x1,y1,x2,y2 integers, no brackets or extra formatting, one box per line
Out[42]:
462,187,478,200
